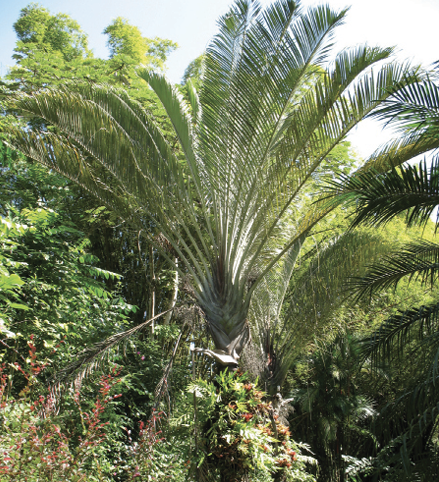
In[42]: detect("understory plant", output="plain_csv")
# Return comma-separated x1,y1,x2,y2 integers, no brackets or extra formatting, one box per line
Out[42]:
0,337,171,482
181,369,316,482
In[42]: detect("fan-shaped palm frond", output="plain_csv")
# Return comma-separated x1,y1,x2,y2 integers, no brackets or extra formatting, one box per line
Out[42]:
5,0,415,367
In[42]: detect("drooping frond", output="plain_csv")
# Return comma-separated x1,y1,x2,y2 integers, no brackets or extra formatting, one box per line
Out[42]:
361,301,439,368
361,301,439,467
283,231,392,336
52,309,172,385
153,328,185,414
370,74,439,136
351,240,439,299
6,84,213,289
325,158,439,228
359,132,439,174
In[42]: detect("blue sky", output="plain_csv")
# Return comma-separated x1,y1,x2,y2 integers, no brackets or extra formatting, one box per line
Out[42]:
0,0,237,82
1,0,438,157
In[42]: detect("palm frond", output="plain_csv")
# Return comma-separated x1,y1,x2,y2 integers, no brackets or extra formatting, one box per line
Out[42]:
249,231,393,392
352,240,439,298
370,374,439,476
7,84,214,288
359,132,439,174
360,301,439,367
370,75,439,136
185,78,202,125
283,231,392,337
356,72,439,173
52,309,172,386
154,328,185,411
325,158,439,229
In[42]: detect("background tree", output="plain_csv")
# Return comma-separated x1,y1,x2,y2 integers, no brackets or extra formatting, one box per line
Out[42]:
4,3,176,92
13,2,90,60
182,54,205,87
104,16,177,70
1,2,181,326
7,2,92,91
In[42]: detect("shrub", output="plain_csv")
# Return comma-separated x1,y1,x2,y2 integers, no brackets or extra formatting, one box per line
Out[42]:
183,369,316,482
0,337,167,481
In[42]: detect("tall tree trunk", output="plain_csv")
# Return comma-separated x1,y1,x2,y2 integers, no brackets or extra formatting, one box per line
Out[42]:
149,245,155,335
163,259,178,325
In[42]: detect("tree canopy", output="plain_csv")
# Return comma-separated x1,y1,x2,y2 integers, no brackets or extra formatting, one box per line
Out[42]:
13,2,90,61
104,17,177,70
4,3,176,91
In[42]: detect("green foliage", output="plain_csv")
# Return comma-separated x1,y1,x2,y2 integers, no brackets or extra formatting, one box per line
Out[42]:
0,204,134,350
324,65,439,479
6,3,94,93
0,144,139,395
13,2,90,61
4,3,176,92
290,332,375,482
4,1,415,379
180,370,316,482
182,54,205,86
3,1,438,481
0,340,181,481
104,17,177,70
0,217,28,335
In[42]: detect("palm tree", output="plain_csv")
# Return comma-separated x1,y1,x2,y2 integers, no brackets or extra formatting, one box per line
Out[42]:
326,69,439,478
244,229,394,396
289,332,375,482
5,0,413,375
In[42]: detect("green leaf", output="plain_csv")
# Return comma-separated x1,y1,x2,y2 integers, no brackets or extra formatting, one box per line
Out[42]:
8,302,29,311
0,273,25,289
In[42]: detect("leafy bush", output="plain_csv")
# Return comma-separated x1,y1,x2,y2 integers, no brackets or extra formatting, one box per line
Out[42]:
181,369,316,482
0,337,171,481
